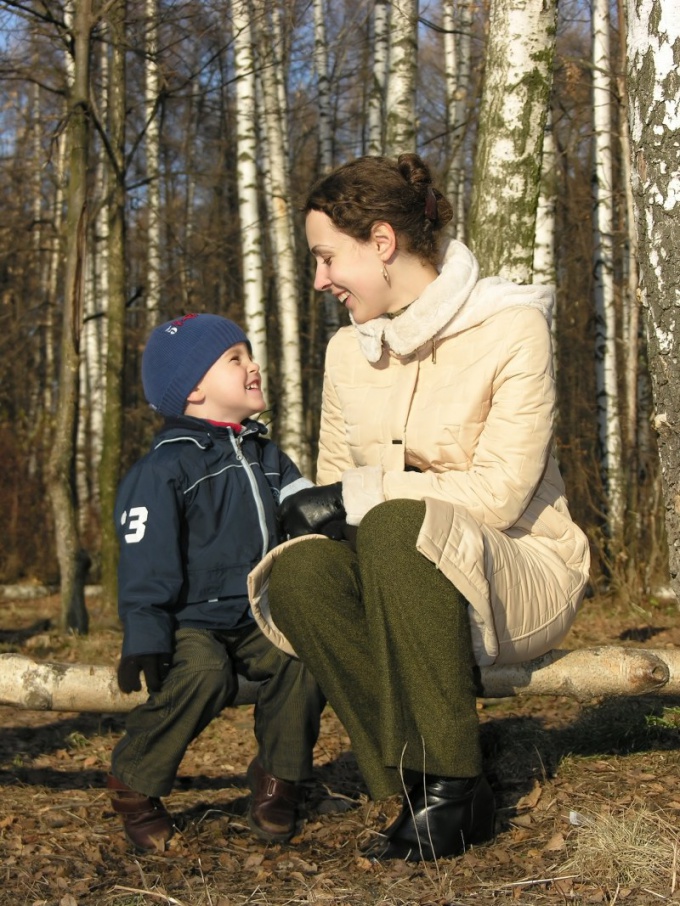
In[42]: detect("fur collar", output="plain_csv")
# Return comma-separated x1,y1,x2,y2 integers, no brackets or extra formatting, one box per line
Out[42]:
351,240,554,363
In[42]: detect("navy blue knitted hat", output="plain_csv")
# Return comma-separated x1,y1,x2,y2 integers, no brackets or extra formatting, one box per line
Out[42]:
142,313,250,416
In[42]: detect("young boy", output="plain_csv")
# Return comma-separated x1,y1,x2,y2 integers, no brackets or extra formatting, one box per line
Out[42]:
107,313,325,852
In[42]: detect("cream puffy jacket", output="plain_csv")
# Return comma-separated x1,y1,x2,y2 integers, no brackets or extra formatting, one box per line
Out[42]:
249,241,591,665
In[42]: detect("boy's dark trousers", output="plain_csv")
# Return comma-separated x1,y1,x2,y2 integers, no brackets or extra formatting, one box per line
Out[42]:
111,625,325,797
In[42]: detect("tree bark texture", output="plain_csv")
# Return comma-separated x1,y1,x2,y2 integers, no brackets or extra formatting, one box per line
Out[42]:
99,0,127,613
2,647,678,712
468,0,557,281
46,0,93,634
626,0,680,600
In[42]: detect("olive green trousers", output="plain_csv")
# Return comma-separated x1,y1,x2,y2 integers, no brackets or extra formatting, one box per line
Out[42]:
111,625,325,797
268,499,482,800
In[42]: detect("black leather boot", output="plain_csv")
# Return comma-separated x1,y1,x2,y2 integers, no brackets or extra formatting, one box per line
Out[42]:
363,774,495,862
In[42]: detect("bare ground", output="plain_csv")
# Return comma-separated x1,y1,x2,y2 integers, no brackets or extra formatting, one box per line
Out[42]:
0,590,679,906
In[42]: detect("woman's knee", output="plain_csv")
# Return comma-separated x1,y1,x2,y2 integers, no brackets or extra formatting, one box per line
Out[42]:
357,499,426,551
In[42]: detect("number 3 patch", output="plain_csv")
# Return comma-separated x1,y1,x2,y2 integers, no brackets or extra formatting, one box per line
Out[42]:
120,506,149,543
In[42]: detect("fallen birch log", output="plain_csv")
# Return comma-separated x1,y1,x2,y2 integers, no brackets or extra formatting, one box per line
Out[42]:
0,646,678,712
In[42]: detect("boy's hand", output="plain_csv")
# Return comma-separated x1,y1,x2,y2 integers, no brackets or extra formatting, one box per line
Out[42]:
278,483,346,538
117,653,172,694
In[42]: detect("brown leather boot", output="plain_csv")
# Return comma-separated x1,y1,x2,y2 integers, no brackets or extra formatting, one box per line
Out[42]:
106,774,174,852
247,758,300,843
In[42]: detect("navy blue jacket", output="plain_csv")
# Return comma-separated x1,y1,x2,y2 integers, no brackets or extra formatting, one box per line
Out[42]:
115,416,310,657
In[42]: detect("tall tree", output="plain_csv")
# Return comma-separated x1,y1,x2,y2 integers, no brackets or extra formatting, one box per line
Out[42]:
468,0,557,280
47,0,92,632
367,0,389,155
255,0,309,473
385,0,418,154
232,0,268,396
592,0,624,557
144,0,161,324
626,0,680,599
98,0,127,610
443,0,472,238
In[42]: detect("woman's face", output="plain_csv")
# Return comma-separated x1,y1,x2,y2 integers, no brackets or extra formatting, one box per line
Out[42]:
306,209,392,324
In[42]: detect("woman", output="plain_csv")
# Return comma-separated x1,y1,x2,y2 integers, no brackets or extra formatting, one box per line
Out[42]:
248,153,590,862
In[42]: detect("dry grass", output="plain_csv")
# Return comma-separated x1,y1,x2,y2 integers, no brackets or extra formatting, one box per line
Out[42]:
561,802,679,895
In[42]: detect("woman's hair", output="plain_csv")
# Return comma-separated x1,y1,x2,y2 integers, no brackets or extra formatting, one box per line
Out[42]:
304,153,453,266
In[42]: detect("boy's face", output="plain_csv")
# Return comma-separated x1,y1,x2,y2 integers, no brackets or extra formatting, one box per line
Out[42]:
186,342,265,422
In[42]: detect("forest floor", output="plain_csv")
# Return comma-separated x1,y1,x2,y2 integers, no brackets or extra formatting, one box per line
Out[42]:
0,588,679,906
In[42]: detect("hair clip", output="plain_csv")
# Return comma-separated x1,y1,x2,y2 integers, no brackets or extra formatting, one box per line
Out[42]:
424,187,437,222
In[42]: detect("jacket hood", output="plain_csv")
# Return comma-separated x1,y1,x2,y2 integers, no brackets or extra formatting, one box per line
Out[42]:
351,240,555,363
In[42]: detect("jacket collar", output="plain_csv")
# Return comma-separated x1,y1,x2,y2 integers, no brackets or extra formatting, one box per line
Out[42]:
350,240,554,363
155,415,267,446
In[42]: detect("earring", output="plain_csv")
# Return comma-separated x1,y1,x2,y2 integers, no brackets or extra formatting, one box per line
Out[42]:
382,264,390,285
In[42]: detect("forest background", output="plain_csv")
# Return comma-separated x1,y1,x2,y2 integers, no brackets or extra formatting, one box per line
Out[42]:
0,0,678,632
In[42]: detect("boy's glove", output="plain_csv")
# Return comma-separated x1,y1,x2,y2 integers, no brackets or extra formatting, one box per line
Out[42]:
117,653,172,694
278,482,346,539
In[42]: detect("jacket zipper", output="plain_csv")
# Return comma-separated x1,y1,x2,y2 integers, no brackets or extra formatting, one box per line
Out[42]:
230,431,269,558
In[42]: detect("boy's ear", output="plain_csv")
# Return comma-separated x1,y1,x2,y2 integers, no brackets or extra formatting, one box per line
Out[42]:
186,386,205,405
370,220,397,261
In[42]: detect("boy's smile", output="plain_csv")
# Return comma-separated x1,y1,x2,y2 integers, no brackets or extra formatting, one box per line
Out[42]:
185,342,266,423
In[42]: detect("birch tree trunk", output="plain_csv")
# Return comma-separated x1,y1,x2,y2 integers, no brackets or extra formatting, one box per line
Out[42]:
255,0,309,473
313,0,333,172
592,0,624,557
533,112,557,287
367,0,390,156
443,0,472,239
145,0,161,324
99,0,127,612
468,0,557,281
47,0,92,633
385,0,418,155
232,0,268,400
626,0,680,600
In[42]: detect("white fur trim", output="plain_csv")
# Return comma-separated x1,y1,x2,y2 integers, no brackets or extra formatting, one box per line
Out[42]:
351,240,554,363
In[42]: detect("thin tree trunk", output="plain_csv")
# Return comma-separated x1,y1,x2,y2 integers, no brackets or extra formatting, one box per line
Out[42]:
255,0,309,473
232,1,268,397
99,0,127,612
313,0,333,172
468,0,557,281
145,0,161,325
367,0,389,156
47,0,92,634
592,0,624,557
385,0,418,155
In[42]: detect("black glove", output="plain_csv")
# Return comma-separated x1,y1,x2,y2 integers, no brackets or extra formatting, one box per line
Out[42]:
278,482,346,539
117,653,172,694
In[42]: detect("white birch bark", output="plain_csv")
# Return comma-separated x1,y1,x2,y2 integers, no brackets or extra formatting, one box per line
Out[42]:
3,647,680,711
533,112,557,287
313,0,333,172
145,0,161,324
385,0,418,155
77,29,108,531
367,0,390,156
232,0,268,398
626,0,680,597
468,0,557,281
592,0,624,548
254,0,309,472
443,0,471,239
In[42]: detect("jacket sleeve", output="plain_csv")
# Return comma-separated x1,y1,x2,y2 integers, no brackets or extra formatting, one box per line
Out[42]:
275,447,314,502
381,309,555,530
316,356,356,484
115,458,184,657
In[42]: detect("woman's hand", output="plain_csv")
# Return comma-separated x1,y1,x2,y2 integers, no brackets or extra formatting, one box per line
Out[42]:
278,483,346,538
